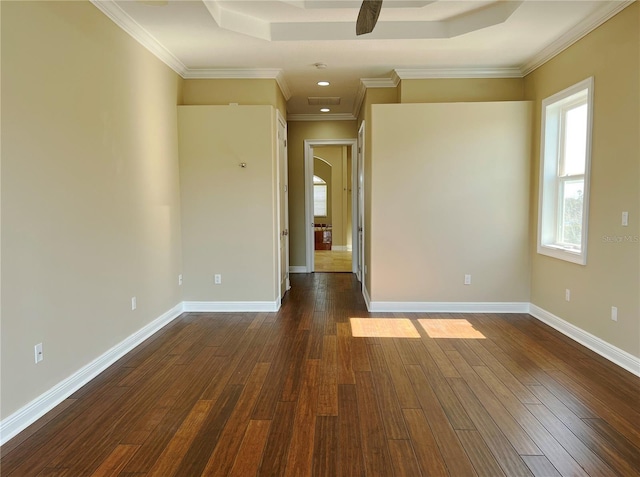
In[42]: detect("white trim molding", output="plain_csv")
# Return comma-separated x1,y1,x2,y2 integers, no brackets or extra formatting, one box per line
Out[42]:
183,301,280,312
352,76,401,118
0,302,185,446
366,301,530,313
304,138,358,274
362,285,372,311
520,0,635,76
394,67,523,79
289,266,308,273
275,71,293,100
529,304,640,378
90,0,187,76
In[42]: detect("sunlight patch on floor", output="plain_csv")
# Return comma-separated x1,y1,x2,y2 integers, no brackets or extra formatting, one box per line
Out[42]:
350,318,421,338
418,319,486,339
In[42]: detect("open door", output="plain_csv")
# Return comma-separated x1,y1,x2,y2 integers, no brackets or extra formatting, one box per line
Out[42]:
356,122,365,282
277,112,290,298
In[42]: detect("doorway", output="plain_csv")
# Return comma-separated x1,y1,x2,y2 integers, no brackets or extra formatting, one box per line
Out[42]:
304,138,358,275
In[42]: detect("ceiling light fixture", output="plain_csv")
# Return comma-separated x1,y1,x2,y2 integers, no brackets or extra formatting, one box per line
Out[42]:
314,63,327,69
320,108,330,112
317,81,330,86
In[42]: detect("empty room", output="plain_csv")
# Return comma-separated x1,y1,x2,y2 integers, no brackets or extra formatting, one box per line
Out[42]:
1,1,639,476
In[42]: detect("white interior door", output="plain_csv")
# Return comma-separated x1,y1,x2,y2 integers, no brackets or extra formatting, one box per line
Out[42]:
357,122,365,283
277,113,290,298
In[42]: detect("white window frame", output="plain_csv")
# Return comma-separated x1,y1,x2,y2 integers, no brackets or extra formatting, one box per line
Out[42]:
313,175,328,217
537,77,594,265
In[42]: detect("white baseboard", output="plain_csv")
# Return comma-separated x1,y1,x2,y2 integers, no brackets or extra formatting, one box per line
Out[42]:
3,298,636,447
366,301,529,313
183,300,280,312
363,285,372,311
529,304,640,377
289,266,307,274
0,302,184,446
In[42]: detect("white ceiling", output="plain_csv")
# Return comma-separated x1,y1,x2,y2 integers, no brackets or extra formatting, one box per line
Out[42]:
94,0,631,118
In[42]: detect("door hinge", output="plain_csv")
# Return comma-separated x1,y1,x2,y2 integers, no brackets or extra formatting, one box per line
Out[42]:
284,140,287,147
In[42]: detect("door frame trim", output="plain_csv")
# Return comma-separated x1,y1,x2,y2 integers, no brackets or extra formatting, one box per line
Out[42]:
276,111,289,300
304,138,358,273
357,121,365,282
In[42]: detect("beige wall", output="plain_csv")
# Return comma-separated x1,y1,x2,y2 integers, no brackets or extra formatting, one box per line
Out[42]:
182,78,287,119
287,120,358,267
399,78,525,103
370,102,531,302
178,106,278,302
1,1,183,418
524,3,639,358
358,88,399,293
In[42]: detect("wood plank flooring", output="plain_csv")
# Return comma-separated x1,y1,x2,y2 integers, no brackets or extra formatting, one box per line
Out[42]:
314,251,352,272
2,273,639,476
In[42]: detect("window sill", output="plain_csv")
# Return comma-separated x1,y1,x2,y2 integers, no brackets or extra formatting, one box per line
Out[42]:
538,244,586,265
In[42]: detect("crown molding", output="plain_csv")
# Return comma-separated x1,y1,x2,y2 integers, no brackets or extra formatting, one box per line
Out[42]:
352,81,367,118
275,71,293,101
91,0,293,99
287,113,357,122
90,0,187,76
520,0,635,76
92,0,633,116
361,77,401,88
394,67,523,79
351,76,401,117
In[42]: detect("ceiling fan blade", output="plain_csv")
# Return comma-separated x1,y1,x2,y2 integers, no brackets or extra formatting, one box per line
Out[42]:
356,0,383,36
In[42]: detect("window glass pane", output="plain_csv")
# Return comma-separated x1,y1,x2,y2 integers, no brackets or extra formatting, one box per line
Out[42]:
561,103,587,176
314,184,327,216
560,179,583,247
313,175,326,184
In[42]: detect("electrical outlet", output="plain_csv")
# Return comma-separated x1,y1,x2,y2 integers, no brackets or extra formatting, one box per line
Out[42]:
464,274,471,285
178,274,183,286
131,297,137,310
611,306,618,321
622,211,628,226
565,289,571,302
214,274,222,285
34,343,43,364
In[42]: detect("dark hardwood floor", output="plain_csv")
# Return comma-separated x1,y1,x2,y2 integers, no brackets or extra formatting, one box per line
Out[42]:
2,273,639,476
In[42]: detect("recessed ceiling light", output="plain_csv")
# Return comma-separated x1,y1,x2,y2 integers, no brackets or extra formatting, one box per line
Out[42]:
317,81,330,86
314,63,327,69
320,108,330,113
